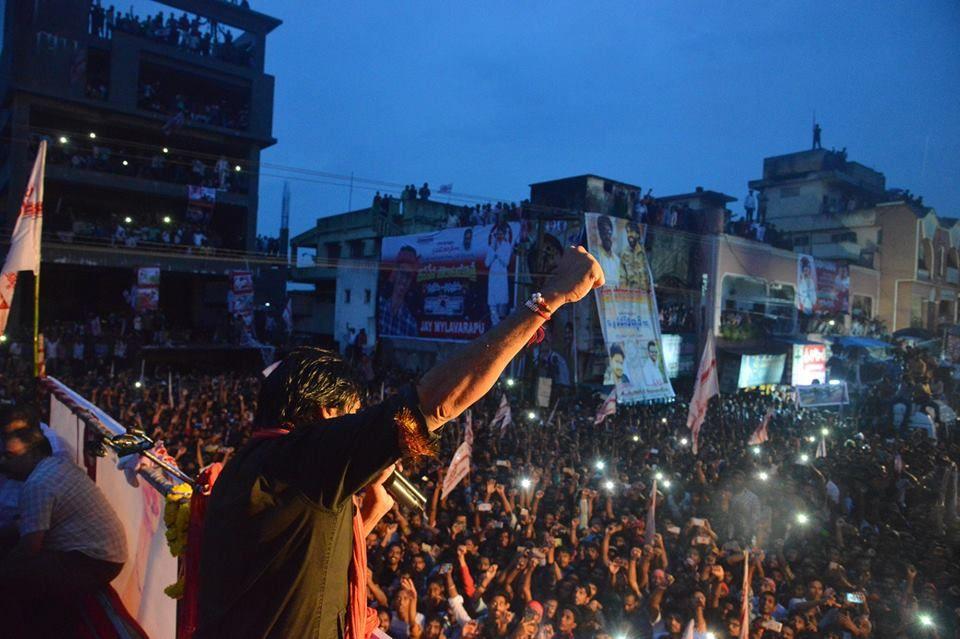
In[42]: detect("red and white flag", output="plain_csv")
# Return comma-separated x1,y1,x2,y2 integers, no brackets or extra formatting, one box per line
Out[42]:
747,408,773,446
687,332,718,454
740,549,751,639
441,440,472,500
0,141,46,336
644,478,658,545
492,394,512,438
594,387,617,425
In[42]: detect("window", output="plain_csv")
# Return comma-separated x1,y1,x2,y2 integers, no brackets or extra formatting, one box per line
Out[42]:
343,289,351,304
364,289,371,304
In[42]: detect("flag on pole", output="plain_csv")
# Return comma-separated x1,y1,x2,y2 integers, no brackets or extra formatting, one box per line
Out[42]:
437,184,453,194
464,409,474,447
747,408,773,445
491,394,512,438
282,297,293,333
740,549,751,639
687,332,718,454
594,387,617,425
441,440,472,500
644,478,657,545
0,141,46,337
816,436,827,459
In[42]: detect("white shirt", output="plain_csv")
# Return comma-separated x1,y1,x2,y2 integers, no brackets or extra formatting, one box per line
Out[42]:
596,249,621,288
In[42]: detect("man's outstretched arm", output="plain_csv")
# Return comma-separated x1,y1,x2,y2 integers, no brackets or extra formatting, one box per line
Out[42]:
417,246,604,430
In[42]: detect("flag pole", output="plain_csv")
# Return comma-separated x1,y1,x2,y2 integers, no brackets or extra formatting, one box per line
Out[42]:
33,266,39,377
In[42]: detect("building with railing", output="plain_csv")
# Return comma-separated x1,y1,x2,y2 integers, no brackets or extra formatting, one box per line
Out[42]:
0,0,281,328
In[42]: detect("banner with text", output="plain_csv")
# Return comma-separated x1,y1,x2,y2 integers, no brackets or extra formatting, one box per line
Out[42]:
377,223,520,341
797,382,849,407
585,213,674,403
797,254,850,315
738,353,786,388
791,343,827,386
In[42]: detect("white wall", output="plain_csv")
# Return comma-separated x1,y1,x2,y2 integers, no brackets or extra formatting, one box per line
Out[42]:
334,262,378,353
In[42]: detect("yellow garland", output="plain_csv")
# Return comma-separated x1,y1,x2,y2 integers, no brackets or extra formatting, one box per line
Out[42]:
163,483,193,599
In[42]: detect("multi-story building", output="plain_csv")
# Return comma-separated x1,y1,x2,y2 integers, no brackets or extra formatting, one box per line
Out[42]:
749,146,958,332
0,0,282,329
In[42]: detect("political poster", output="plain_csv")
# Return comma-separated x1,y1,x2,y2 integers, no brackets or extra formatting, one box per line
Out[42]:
134,266,160,312
377,222,520,341
228,270,255,332
791,343,827,386
797,254,850,315
662,334,696,379
584,213,674,403
737,354,786,388
796,382,849,407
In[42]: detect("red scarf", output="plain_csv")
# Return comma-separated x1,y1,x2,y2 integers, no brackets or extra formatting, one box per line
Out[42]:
253,429,378,639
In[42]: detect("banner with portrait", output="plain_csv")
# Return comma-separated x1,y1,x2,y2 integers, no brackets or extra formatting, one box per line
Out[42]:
134,266,160,312
791,343,827,386
737,353,786,388
377,223,520,341
584,213,674,403
796,382,849,407
796,254,850,315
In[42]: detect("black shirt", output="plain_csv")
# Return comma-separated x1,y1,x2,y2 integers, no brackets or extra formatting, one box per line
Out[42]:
196,390,421,639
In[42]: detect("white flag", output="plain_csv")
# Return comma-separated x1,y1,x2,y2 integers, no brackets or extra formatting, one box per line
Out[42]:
747,408,772,445
0,141,46,335
687,332,718,454
491,394,512,438
441,440,472,500
816,436,827,459
282,298,293,333
594,387,617,425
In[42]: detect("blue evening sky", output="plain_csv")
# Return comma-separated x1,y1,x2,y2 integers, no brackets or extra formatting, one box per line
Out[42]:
252,1,960,238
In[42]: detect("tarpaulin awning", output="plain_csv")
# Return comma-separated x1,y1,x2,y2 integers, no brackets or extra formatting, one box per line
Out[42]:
774,336,824,346
831,336,891,349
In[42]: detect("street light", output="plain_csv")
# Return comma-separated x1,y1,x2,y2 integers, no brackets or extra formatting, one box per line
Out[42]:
162,147,169,154
122,160,129,166
265,302,271,308
89,132,97,139
234,165,242,172
163,216,172,224
58,136,69,144
124,216,133,224
134,381,142,389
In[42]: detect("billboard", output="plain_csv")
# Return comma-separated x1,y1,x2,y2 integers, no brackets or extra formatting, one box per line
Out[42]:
797,382,849,407
791,343,827,386
797,254,850,315
377,223,520,341
737,353,786,388
661,334,696,379
584,213,674,403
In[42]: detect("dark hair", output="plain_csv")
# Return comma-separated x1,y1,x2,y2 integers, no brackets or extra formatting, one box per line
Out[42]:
4,425,52,458
626,221,642,236
609,343,625,358
597,215,613,231
0,404,40,435
254,347,363,430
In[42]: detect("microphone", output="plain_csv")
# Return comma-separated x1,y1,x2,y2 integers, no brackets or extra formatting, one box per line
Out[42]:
383,469,427,512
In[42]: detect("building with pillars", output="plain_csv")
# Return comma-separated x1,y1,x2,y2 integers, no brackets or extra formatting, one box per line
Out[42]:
0,0,282,330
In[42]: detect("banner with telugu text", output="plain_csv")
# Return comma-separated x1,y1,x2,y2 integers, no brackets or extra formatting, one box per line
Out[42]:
377,223,520,341
584,213,674,403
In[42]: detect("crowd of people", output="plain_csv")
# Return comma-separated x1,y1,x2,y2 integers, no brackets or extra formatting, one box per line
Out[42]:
42,132,248,194
2,331,958,637
89,2,255,67
138,77,250,132
659,303,695,334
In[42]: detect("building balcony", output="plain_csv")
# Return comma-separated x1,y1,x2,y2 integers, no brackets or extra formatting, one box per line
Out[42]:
291,265,337,282
811,240,860,262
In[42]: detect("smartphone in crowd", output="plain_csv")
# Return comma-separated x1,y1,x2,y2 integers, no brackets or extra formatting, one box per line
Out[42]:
478,502,493,512
439,563,453,575
845,592,865,604
690,517,706,527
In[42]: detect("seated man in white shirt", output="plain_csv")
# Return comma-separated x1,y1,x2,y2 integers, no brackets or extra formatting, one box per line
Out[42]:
0,425,127,637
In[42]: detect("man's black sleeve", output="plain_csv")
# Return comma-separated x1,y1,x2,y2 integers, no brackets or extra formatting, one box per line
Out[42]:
267,386,435,509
